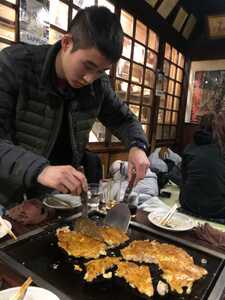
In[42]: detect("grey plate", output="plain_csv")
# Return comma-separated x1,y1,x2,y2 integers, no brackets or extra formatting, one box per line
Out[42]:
43,194,81,210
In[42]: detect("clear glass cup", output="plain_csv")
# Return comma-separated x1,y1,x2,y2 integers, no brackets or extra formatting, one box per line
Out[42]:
100,179,122,210
87,183,102,211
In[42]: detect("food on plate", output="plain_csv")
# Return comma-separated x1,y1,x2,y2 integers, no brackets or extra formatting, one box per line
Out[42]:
121,240,207,294
56,227,107,259
84,256,121,282
115,261,154,297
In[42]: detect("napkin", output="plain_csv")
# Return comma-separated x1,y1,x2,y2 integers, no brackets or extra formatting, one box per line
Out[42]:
138,196,171,213
193,223,225,251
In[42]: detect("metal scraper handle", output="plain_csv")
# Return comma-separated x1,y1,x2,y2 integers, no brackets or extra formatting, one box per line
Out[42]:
78,166,88,217
123,170,136,203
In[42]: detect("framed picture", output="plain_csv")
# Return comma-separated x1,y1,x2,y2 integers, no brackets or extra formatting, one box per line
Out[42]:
185,60,225,123
207,15,225,39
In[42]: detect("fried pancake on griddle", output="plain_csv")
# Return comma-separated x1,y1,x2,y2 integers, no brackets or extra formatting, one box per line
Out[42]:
115,261,154,297
56,227,107,259
121,240,207,294
84,256,121,282
99,226,129,247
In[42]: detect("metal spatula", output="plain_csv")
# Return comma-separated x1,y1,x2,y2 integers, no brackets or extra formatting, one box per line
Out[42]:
74,166,104,241
104,172,136,232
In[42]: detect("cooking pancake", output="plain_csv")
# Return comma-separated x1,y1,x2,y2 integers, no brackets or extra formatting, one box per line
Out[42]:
56,227,107,259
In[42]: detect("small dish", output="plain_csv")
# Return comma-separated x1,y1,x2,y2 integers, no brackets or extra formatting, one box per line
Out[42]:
148,211,195,231
43,194,81,210
0,219,12,239
0,286,60,300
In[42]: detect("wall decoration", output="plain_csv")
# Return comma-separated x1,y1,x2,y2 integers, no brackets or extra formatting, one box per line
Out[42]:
185,60,225,123
157,0,179,19
207,15,225,39
182,14,196,39
20,0,49,45
172,7,188,32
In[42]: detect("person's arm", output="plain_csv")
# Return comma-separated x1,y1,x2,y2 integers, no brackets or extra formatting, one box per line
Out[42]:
0,47,87,194
98,75,150,183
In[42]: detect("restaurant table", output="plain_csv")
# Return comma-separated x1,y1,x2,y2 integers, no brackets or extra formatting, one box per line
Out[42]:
0,208,225,299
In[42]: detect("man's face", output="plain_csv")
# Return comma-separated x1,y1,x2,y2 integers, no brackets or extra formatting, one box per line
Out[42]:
60,36,112,88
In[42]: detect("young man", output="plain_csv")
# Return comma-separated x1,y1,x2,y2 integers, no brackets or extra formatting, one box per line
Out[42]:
0,6,149,206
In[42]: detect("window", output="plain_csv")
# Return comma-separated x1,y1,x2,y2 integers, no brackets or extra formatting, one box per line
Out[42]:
156,43,185,140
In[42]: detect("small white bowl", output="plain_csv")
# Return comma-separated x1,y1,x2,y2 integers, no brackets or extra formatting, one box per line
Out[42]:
0,286,60,300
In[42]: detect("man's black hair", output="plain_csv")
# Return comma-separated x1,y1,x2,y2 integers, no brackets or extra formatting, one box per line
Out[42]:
68,6,124,63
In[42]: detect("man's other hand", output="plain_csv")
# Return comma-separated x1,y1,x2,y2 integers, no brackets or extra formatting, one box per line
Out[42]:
128,147,150,185
37,165,88,195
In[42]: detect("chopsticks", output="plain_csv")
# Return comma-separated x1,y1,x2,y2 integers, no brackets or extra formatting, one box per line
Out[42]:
160,204,178,226
0,216,17,240
9,276,32,300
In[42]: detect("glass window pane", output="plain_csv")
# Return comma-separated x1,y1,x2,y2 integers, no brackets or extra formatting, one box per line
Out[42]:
165,110,171,124
146,50,157,70
73,0,95,8
141,106,151,123
49,28,63,44
0,23,15,41
131,63,143,84
169,64,176,79
50,0,68,31
168,80,174,94
175,82,181,96
133,42,145,64
178,52,184,68
173,97,180,110
122,36,132,59
148,29,159,52
176,67,183,82
166,95,173,109
163,60,170,77
143,88,153,105
163,125,170,139
135,20,147,44
163,78,168,91
144,68,155,88
159,95,165,108
116,58,130,80
0,42,10,50
165,43,171,60
156,125,162,140
171,47,178,64
142,124,149,135
129,104,140,118
172,111,178,124
129,84,142,104
0,4,15,22
115,80,128,102
170,126,176,139
89,122,105,142
158,109,164,123
73,9,78,19
120,10,133,37
5,0,16,3
98,0,115,12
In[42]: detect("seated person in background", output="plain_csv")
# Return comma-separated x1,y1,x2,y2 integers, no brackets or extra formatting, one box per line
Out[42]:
149,147,182,188
180,111,225,219
109,160,159,202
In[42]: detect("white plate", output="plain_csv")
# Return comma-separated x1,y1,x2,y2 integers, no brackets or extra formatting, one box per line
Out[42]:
0,286,60,300
0,219,12,238
148,211,195,231
43,194,81,210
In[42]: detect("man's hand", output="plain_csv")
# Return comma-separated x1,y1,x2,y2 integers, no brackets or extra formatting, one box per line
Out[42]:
128,147,150,185
37,165,88,195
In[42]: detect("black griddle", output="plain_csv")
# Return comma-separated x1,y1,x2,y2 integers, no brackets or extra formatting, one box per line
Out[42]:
0,212,225,300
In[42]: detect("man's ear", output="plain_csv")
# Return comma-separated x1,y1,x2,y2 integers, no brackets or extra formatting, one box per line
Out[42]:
61,34,73,52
